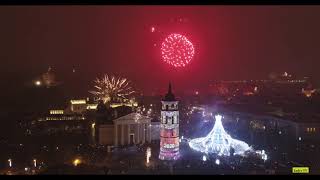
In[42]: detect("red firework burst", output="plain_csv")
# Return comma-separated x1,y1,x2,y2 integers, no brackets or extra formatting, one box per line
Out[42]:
161,33,194,68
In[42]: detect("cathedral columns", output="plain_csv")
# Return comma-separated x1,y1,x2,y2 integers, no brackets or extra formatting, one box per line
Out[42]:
136,124,140,144
114,124,118,146
142,124,146,144
121,124,124,145
128,124,131,144
147,124,151,143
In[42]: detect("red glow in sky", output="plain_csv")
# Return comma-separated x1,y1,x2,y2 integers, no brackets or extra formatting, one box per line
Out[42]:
161,33,194,68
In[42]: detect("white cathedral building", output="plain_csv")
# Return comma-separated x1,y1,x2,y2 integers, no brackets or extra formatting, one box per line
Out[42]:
99,113,152,146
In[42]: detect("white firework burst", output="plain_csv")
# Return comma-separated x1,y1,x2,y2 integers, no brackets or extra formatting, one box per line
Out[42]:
89,75,135,103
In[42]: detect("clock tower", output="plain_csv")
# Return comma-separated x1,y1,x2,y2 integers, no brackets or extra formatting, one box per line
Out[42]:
159,83,180,160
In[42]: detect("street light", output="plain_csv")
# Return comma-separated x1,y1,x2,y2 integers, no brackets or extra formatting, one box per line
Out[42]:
33,159,37,168
35,80,41,86
8,159,12,168
202,155,207,162
73,158,81,166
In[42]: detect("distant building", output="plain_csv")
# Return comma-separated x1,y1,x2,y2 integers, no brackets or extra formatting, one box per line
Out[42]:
30,96,140,145
69,99,89,113
224,111,320,144
31,110,91,144
42,67,57,88
65,98,138,114
33,67,60,88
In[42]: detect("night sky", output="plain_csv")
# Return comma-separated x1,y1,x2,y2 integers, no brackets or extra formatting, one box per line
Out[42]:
1,6,320,96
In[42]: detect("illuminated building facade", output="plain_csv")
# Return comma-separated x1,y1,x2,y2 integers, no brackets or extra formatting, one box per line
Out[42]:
34,112,90,143
159,83,180,160
70,99,88,113
98,113,152,146
69,98,138,114
49,109,64,115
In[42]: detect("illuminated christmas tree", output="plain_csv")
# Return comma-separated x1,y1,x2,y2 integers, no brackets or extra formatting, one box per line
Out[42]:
189,115,252,156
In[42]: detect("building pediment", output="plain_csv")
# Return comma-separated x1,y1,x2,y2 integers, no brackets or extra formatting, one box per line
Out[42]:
113,113,151,124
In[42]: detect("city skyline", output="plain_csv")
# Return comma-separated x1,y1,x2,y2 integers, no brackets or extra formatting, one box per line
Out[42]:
1,5,320,175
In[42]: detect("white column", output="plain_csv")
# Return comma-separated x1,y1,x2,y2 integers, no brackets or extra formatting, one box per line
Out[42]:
128,124,131,145
142,124,146,144
140,124,143,144
148,123,152,143
146,123,149,143
121,124,124,146
91,125,95,144
114,124,118,146
136,124,140,144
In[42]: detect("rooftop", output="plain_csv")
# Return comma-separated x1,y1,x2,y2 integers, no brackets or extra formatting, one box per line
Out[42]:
113,112,152,124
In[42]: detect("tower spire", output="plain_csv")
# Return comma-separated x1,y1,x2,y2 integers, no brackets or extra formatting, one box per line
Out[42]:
163,82,176,101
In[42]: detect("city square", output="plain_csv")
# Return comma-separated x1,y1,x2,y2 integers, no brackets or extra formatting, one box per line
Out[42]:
1,5,320,175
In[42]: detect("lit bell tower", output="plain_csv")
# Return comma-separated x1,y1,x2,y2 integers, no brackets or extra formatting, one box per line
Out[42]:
159,83,180,160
